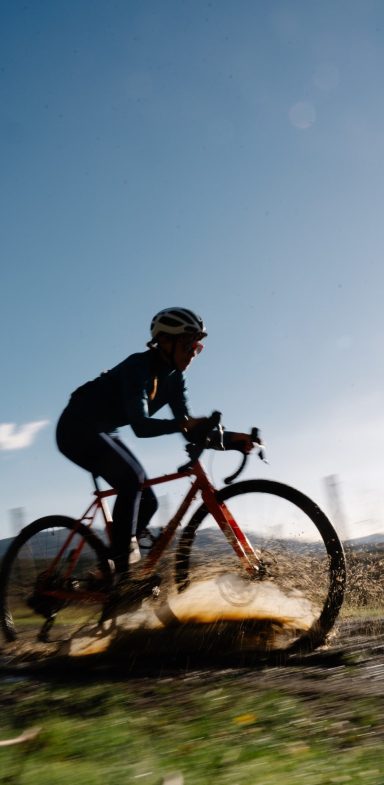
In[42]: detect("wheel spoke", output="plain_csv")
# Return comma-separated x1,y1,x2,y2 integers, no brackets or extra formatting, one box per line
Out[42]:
0,516,112,650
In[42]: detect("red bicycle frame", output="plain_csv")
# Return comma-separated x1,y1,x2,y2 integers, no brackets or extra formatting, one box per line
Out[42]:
40,458,262,603
72,459,262,582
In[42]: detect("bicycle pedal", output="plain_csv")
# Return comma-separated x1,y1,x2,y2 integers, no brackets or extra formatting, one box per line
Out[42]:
99,575,162,622
119,574,162,603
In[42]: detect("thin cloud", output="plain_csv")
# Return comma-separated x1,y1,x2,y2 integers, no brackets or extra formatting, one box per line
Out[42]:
0,421,50,450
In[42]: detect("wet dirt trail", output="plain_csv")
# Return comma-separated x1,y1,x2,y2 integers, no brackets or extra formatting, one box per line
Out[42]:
0,548,383,704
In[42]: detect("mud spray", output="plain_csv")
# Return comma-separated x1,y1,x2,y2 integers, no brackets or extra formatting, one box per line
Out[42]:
66,574,319,662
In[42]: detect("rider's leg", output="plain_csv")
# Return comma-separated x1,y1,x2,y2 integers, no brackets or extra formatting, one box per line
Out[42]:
136,487,159,536
56,415,157,574
96,434,158,574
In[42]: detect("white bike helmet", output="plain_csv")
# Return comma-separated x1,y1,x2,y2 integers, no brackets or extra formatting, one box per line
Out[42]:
150,307,207,341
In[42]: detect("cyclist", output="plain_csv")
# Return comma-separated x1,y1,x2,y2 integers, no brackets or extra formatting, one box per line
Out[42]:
56,307,254,580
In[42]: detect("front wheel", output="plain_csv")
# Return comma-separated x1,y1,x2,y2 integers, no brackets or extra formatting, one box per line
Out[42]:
0,516,113,649
175,480,346,654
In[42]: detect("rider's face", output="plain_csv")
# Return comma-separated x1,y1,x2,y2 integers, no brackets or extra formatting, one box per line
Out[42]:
158,334,204,371
173,335,203,371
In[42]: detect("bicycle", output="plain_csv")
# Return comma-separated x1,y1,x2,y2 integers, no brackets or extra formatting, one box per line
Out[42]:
0,413,346,654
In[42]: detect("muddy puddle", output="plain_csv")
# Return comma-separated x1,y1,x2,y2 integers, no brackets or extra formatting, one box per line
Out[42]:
57,576,317,663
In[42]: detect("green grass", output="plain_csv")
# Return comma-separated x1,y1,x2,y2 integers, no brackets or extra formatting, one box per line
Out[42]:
0,674,383,785
340,605,384,619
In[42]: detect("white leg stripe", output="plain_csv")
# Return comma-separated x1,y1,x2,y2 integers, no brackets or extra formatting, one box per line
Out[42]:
99,432,145,484
99,432,145,536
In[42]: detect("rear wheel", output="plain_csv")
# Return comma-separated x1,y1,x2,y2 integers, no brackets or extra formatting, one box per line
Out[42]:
175,480,346,654
0,516,113,649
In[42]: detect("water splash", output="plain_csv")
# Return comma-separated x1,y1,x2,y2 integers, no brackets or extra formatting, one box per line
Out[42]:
68,575,318,659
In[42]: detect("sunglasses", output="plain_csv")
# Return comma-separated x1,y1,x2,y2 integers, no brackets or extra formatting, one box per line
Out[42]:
179,335,204,354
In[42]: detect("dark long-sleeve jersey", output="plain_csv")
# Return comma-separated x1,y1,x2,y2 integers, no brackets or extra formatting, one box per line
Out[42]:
64,350,191,437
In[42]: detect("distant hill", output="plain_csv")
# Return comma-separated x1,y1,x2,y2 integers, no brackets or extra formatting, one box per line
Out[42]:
345,532,384,548
0,528,107,561
0,526,383,563
193,528,328,555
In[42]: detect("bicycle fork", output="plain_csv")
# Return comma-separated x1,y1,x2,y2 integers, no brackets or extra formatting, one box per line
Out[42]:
202,489,265,579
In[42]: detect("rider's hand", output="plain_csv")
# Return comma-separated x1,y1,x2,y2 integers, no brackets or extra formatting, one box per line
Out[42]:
225,432,254,454
224,431,264,454
180,416,210,443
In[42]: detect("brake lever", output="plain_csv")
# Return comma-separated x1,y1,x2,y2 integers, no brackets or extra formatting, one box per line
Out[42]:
224,426,268,485
252,427,269,464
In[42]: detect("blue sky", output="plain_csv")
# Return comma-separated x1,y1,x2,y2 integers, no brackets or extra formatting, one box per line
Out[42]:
1,0,384,540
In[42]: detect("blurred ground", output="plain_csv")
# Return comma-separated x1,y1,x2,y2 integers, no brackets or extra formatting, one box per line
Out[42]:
1,547,383,785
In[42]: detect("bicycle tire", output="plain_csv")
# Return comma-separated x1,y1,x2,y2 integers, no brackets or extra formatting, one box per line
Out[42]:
175,479,346,654
0,515,113,647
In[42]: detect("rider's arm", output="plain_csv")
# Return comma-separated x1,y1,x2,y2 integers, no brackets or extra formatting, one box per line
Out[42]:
129,399,182,437
167,370,191,422
121,357,190,438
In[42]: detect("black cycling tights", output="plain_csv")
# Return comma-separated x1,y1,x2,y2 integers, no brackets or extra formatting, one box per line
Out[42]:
56,413,158,573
